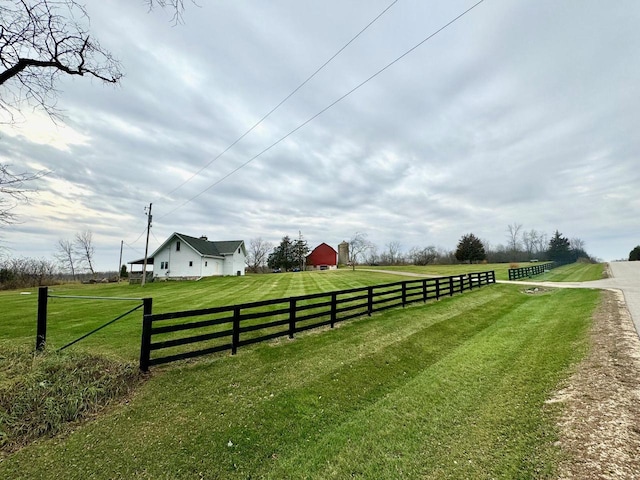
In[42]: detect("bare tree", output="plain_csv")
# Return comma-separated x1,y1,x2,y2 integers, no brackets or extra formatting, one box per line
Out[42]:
145,0,195,24
383,241,402,265
409,246,437,266
246,237,273,273
365,244,379,265
0,1,123,122
75,229,95,276
55,238,77,279
349,232,373,270
535,232,548,256
506,223,523,255
522,229,538,258
0,165,45,225
570,237,586,252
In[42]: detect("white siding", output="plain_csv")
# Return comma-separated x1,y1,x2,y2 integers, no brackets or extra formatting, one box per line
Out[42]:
152,236,245,278
153,238,203,278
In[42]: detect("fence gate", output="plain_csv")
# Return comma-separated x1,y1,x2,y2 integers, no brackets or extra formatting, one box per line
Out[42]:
35,286,151,352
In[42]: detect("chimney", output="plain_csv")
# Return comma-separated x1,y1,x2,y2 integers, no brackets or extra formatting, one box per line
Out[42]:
200,235,208,241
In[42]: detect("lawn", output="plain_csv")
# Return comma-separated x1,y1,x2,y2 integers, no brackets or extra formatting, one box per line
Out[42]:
0,269,412,359
0,272,601,479
359,261,604,282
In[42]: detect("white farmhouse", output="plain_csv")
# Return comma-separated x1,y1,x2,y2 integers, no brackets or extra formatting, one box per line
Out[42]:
142,233,246,279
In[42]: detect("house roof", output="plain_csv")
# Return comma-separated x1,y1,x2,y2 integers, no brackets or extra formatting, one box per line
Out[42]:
150,233,244,259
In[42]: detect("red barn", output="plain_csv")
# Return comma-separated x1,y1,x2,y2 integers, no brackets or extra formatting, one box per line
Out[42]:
306,243,338,270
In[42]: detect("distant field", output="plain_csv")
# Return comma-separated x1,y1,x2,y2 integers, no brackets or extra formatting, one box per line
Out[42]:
0,283,601,479
357,262,516,280
359,262,604,282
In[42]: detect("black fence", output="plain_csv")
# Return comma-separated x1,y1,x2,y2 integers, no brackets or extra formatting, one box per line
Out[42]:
35,286,150,352
139,271,496,371
507,262,560,281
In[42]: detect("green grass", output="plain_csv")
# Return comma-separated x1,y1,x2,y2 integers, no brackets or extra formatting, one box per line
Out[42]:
534,263,604,282
0,282,600,479
361,262,605,283
0,270,413,360
358,262,516,280
0,348,139,454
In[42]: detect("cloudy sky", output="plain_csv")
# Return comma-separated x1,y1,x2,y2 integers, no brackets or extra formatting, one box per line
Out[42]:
1,0,639,270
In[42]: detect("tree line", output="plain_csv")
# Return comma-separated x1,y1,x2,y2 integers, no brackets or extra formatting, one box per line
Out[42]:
0,229,118,289
247,225,595,272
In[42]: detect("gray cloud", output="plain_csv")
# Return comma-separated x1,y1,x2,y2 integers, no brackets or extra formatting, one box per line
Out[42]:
1,0,639,268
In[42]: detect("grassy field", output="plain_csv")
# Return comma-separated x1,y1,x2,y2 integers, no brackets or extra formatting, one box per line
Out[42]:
0,266,602,479
359,261,604,282
0,269,409,360
0,263,604,361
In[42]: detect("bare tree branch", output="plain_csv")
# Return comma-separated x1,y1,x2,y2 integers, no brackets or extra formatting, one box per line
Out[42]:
0,0,122,122
0,164,46,225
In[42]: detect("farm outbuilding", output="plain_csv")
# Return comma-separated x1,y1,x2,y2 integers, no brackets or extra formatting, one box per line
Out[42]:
306,243,338,270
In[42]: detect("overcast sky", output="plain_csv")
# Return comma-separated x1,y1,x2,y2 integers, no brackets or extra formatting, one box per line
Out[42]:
1,0,639,270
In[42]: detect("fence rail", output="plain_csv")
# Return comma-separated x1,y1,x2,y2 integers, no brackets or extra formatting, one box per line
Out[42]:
139,271,496,371
507,262,561,280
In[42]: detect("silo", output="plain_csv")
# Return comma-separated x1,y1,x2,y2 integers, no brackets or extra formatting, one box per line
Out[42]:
338,241,350,265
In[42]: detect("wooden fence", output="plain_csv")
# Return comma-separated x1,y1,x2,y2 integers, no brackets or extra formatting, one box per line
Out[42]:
139,271,496,371
507,262,560,280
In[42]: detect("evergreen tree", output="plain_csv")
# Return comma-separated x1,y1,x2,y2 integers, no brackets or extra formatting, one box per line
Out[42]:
547,230,571,263
267,236,295,270
455,233,486,264
292,232,310,270
629,245,640,261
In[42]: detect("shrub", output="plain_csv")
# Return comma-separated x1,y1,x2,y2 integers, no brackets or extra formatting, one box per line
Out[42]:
0,347,142,454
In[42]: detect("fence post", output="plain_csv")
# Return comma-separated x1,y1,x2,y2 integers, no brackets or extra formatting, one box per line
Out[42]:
367,286,373,316
422,279,427,303
330,292,337,328
435,278,440,300
449,276,454,296
36,286,48,351
232,306,240,355
402,282,407,307
288,299,296,339
459,274,465,293
139,298,153,372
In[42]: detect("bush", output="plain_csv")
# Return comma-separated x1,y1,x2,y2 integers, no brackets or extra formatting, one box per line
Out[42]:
0,347,142,453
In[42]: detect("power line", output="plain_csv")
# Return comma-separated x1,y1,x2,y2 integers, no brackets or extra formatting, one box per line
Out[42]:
159,0,485,220
165,0,399,196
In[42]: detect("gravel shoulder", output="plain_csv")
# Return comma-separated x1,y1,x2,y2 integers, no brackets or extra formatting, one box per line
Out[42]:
553,289,640,479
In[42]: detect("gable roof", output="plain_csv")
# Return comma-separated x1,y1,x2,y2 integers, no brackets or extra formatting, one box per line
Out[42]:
306,242,338,256
148,233,244,259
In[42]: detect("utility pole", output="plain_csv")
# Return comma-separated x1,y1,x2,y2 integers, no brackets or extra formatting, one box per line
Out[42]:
118,240,123,282
141,203,152,286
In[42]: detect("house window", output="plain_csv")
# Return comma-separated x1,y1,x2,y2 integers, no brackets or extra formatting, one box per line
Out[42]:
165,262,169,270
176,241,181,252
189,261,193,267
205,261,208,267
160,261,165,269
238,248,241,253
